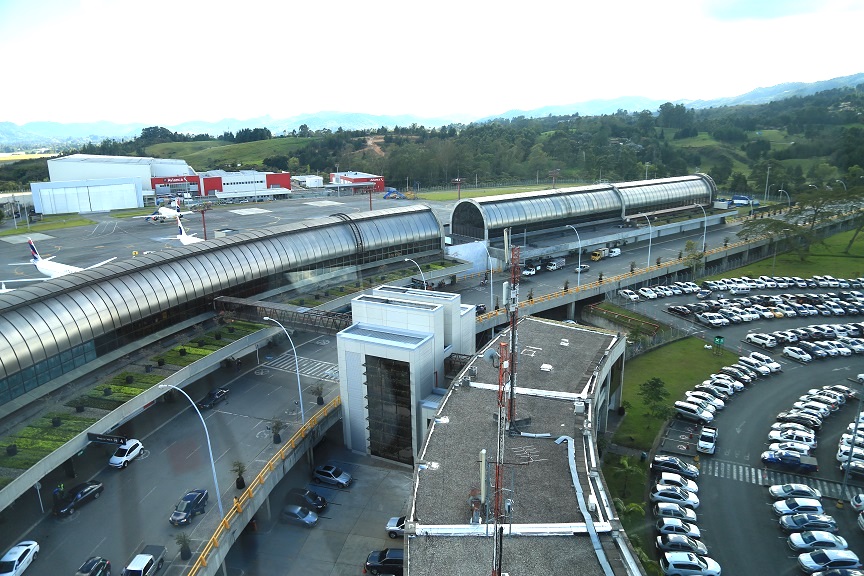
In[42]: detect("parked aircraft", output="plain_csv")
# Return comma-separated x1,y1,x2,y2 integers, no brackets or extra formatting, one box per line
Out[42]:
134,204,193,223
7,238,117,279
160,216,203,245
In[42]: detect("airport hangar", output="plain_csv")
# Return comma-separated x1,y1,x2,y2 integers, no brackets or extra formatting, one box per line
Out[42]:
29,153,294,214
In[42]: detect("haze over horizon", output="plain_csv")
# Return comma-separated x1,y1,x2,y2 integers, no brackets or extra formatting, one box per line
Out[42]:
2,0,862,127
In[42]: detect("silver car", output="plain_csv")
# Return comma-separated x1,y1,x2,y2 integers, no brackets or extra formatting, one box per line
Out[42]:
386,516,406,539
280,504,318,528
313,464,353,488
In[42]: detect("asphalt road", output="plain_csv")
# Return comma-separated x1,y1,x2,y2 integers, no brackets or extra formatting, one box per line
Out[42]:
635,289,864,575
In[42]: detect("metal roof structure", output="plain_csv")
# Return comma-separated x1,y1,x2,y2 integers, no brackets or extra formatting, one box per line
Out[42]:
450,174,716,241
0,205,442,410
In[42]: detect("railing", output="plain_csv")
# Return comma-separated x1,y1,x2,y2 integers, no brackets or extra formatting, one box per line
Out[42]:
187,395,343,576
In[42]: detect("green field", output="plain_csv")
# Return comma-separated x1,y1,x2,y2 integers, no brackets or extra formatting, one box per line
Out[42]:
146,137,314,171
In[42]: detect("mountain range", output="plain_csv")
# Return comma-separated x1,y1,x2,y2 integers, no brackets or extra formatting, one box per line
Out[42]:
2,72,863,148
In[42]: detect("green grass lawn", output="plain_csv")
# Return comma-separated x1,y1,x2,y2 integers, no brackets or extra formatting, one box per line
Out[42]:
147,137,314,171
0,214,97,237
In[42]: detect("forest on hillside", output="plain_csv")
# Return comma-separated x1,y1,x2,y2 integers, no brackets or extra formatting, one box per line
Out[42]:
2,86,863,195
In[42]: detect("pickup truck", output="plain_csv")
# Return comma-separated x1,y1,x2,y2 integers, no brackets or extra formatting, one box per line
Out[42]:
697,426,717,455
123,545,166,576
760,450,818,473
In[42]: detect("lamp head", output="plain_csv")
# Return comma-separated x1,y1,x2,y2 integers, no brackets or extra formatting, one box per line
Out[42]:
263,316,272,321
404,258,409,262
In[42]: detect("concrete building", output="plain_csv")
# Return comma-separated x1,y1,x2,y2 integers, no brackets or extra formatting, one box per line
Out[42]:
407,317,639,575
336,286,477,466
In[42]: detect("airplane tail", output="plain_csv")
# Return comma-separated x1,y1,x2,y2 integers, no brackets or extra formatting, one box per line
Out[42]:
27,238,41,262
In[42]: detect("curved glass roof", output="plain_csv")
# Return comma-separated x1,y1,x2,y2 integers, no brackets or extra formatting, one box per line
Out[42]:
0,206,442,382
451,174,716,233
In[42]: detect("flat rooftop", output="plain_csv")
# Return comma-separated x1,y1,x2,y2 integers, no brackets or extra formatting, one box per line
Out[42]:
408,317,636,575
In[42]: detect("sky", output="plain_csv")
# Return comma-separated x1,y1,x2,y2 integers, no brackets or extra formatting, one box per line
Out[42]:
1,0,862,126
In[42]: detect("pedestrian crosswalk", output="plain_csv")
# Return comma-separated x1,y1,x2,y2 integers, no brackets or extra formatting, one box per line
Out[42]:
265,352,338,381
700,458,861,501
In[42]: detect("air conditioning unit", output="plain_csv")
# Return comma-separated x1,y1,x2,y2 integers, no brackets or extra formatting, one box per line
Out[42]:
574,395,586,414
468,366,477,377
588,494,598,512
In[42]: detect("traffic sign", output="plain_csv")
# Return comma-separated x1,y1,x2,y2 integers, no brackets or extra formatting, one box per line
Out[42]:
714,336,725,346
87,433,127,445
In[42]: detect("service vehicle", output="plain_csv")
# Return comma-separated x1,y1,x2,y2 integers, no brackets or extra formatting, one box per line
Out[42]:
590,247,621,261
545,257,566,271
697,426,718,455
122,544,165,576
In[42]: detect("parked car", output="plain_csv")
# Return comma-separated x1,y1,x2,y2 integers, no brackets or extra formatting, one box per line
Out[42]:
169,489,208,526
657,472,699,493
287,487,327,512
667,305,692,317
774,497,824,516
0,541,39,576
196,388,229,409
685,390,725,410
638,287,658,300
745,333,778,348
780,513,839,533
771,421,816,435
108,439,143,469
650,455,699,479
280,504,318,528
761,450,819,472
776,412,823,430
770,484,822,499
798,550,861,573
673,401,713,425
768,430,817,448
74,556,110,576
783,347,813,363
788,531,848,552
693,384,729,401
364,548,404,575
653,502,698,523
655,534,708,556
618,289,640,302
655,518,701,538
55,480,104,516
750,351,782,372
659,552,721,576
386,516,406,539
650,485,700,508
313,464,353,487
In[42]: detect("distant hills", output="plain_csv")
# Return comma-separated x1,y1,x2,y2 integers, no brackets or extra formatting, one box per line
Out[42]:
2,72,862,148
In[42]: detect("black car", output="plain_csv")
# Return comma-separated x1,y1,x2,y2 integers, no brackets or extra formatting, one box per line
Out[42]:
287,487,327,512
56,480,104,516
667,305,691,317
777,411,823,430
75,556,111,576
169,489,209,526
196,388,229,409
650,455,699,480
364,548,404,575
693,384,729,401
779,513,838,533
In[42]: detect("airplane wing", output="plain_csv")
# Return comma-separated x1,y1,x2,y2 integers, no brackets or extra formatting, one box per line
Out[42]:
84,257,117,270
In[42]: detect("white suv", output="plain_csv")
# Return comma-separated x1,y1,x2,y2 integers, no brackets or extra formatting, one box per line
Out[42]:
750,352,782,373
745,333,777,348
660,552,721,576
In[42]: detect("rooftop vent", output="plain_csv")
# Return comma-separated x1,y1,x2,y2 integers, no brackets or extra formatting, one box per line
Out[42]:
540,363,553,372
468,366,478,377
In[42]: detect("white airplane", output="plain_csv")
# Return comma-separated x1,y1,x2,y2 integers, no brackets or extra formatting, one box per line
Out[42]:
160,216,204,245
134,204,193,223
7,238,117,279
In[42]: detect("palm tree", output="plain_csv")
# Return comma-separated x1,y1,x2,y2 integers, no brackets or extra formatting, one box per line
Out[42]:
613,497,645,518
613,456,645,499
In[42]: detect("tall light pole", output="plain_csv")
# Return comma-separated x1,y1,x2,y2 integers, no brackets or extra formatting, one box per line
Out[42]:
158,384,225,519
565,224,583,288
480,244,494,310
839,382,864,508
643,215,653,270
778,189,791,211
763,164,771,201
644,162,651,180
404,257,425,289
262,317,305,425
772,229,791,276
693,204,707,253
837,179,848,192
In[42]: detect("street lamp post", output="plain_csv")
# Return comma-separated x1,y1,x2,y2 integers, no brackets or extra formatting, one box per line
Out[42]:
778,189,791,211
837,179,848,192
643,215,653,270
565,224,583,288
771,229,791,277
644,162,651,180
480,244,494,311
839,385,864,508
262,317,305,425
157,384,225,519
693,204,707,253
404,258,425,289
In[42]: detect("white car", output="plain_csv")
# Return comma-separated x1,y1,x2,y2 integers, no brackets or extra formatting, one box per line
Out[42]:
768,483,822,499
685,390,725,410
797,549,861,573
768,429,817,448
697,427,717,455
819,341,852,356
618,289,640,302
660,552,721,576
783,347,813,363
696,312,729,327
0,541,39,576
650,485,700,508
839,337,864,353
773,497,824,516
788,531,848,552
809,388,845,404
108,439,143,469
737,356,771,376
750,352,782,373
658,472,699,494
521,267,536,276
768,441,812,456
836,445,864,463
638,287,658,300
